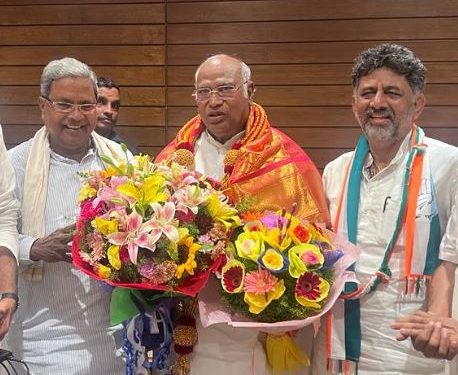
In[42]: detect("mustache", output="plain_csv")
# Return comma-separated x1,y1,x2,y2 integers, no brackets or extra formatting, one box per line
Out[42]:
97,116,115,124
365,108,394,119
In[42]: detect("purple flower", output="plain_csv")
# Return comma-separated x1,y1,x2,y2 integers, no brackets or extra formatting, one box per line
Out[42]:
261,212,288,229
322,249,344,269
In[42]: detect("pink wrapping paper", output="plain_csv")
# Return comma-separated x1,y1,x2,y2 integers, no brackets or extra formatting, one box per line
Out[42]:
198,232,360,334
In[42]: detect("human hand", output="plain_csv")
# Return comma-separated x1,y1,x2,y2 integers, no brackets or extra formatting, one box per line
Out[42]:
30,223,76,263
0,298,16,340
391,310,458,360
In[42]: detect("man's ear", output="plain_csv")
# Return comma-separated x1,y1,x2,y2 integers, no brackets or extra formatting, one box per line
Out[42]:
247,81,255,100
413,92,426,121
38,96,46,122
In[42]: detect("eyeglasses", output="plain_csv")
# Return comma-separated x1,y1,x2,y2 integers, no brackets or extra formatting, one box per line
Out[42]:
41,96,97,114
192,81,248,102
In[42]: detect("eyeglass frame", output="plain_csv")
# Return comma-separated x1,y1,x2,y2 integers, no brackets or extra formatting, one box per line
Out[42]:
192,80,249,102
40,96,97,114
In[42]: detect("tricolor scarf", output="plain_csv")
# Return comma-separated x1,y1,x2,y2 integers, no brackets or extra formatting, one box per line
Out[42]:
327,126,441,374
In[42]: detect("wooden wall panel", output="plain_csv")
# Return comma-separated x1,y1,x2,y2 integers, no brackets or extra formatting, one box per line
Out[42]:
0,2,166,149
166,0,458,167
0,25,164,45
168,19,458,44
0,46,165,65
1,0,457,169
0,4,164,25
168,41,458,65
167,0,458,21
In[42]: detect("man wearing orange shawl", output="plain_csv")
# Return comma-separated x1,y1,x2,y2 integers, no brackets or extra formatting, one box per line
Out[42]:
157,64,328,225
156,54,329,375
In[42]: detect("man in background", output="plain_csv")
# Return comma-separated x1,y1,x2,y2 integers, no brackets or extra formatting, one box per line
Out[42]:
95,76,139,154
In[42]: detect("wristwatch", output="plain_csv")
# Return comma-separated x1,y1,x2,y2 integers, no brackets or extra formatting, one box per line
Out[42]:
0,292,19,310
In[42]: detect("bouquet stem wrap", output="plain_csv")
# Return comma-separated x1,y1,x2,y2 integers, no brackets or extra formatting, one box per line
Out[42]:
266,332,310,374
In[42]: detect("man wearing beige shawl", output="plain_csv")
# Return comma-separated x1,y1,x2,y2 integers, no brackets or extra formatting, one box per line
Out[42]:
5,58,128,374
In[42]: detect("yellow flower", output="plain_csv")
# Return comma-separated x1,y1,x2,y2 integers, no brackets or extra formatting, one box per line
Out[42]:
107,245,122,270
206,194,241,229
244,279,286,314
92,217,118,236
105,165,121,177
175,237,201,279
235,231,264,261
116,174,168,206
263,228,292,251
134,154,152,172
260,248,288,273
95,264,111,279
243,220,266,233
288,243,324,278
78,185,97,202
295,272,330,309
308,224,332,244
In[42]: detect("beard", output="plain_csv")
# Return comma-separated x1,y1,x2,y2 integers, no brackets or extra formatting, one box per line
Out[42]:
361,108,399,143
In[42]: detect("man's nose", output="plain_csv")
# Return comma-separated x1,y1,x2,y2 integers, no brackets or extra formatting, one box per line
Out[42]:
208,93,223,107
370,90,387,109
67,106,85,120
99,103,113,116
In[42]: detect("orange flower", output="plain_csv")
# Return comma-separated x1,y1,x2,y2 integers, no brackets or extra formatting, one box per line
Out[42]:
241,211,263,222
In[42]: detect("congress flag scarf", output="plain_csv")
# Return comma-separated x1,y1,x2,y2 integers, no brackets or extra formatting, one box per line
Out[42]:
327,126,441,374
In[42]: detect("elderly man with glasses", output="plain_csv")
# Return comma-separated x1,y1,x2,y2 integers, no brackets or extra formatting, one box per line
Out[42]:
5,57,128,374
156,54,329,374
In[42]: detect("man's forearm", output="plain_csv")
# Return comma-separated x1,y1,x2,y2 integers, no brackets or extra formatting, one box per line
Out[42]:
427,261,456,316
0,246,17,292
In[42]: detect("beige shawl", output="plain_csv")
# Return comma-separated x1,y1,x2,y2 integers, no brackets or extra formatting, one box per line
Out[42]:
21,126,128,280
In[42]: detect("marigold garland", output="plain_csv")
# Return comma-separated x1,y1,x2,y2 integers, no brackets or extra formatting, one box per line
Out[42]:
172,298,199,375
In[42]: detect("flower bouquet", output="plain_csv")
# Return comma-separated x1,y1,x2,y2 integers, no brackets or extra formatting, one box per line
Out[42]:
72,153,240,374
199,209,359,374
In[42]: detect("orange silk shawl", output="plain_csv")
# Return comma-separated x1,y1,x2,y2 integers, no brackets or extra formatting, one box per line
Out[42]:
156,103,330,225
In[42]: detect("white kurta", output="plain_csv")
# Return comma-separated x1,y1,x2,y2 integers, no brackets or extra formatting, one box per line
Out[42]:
312,134,458,375
0,125,19,259
191,130,272,375
6,139,125,374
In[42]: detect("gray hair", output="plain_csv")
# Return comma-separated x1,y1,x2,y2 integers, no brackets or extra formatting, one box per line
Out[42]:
351,43,427,92
40,57,98,97
195,54,252,97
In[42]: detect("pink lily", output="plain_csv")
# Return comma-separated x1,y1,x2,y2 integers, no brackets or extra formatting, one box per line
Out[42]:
107,211,162,264
95,176,129,206
173,185,209,215
149,202,179,243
